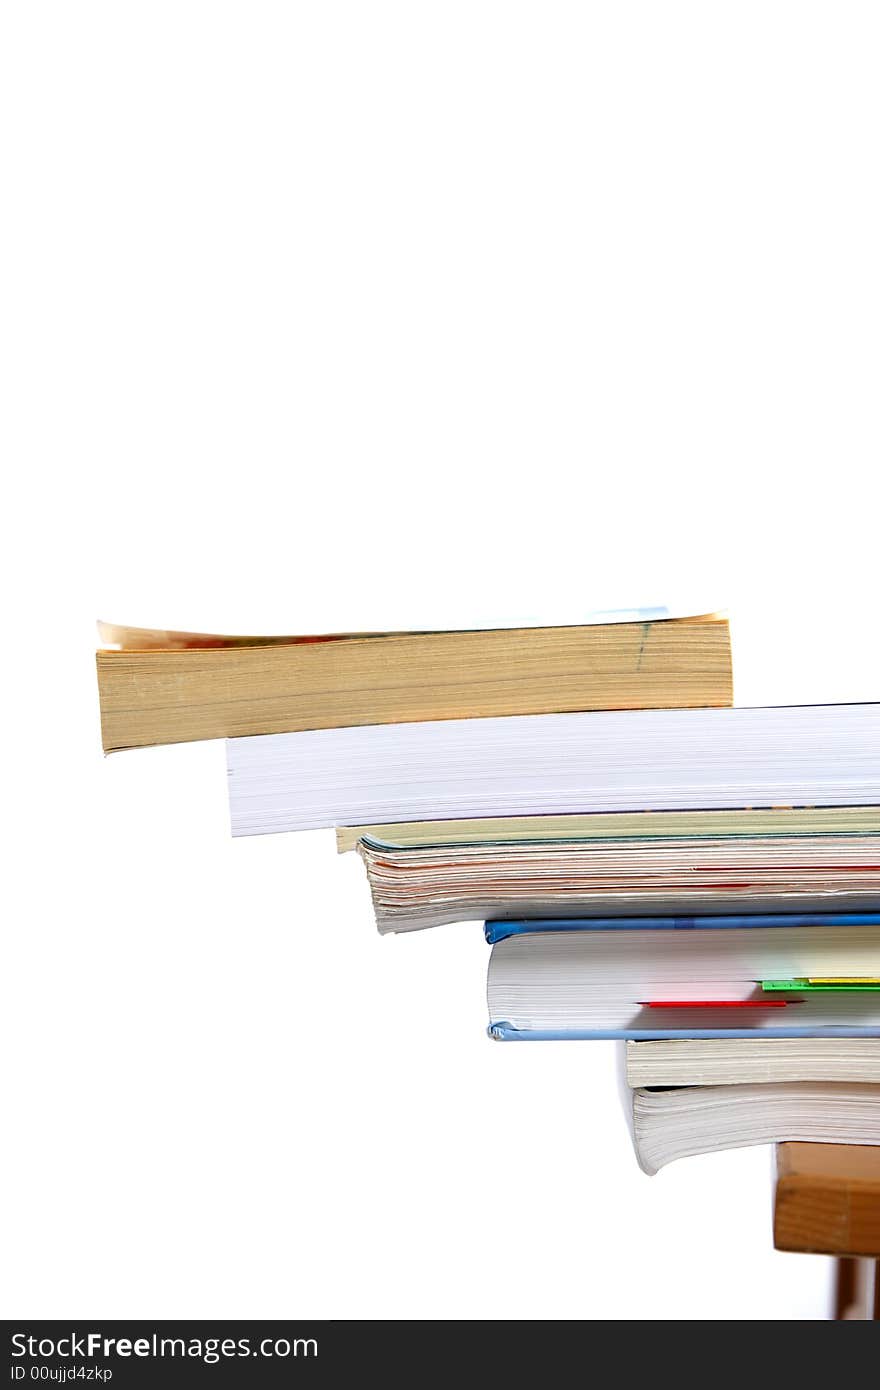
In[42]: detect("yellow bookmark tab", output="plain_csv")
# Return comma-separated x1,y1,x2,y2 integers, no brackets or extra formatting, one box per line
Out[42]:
807,977,880,984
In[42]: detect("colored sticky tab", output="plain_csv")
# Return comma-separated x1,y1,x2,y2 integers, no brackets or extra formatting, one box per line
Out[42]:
644,999,790,1008
762,978,880,992
808,977,880,984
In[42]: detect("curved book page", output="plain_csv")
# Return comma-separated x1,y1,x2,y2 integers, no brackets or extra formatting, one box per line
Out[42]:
97,606,721,650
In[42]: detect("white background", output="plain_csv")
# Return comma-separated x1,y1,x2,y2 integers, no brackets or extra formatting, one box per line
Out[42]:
3,3,879,1320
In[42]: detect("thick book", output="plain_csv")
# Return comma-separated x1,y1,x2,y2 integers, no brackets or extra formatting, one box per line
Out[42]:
625,1037,880,1088
356,837,880,932
628,1082,880,1174
335,806,880,853
95,613,731,752
485,921,880,1039
226,702,880,836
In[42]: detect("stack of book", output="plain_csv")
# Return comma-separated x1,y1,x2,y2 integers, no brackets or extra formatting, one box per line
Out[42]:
96,611,880,1173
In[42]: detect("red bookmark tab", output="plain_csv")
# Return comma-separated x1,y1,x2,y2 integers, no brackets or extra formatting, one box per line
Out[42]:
644,999,790,1009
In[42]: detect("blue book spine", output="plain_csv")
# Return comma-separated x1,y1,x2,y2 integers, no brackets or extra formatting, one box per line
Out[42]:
483,913,880,945
489,1023,880,1041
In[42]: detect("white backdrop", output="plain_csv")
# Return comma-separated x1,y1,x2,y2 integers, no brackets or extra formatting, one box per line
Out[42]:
3,3,879,1320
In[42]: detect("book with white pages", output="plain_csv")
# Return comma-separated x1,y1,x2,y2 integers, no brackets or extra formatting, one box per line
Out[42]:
226,703,880,836
485,921,880,1040
627,1081,880,1174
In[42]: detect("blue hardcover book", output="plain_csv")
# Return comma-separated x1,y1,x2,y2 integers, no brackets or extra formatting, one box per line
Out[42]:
484,912,880,945
485,916,880,1040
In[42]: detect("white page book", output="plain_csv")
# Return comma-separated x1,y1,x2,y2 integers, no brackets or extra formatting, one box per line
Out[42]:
629,1082,880,1174
485,924,880,1036
226,702,880,837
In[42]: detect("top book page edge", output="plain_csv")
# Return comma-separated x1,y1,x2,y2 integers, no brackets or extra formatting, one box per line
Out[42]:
97,607,726,651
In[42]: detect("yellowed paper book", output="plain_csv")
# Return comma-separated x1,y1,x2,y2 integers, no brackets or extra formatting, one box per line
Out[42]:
626,1038,880,1088
96,614,732,752
334,806,880,853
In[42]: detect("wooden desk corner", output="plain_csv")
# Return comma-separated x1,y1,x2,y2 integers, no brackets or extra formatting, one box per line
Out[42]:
774,1142,880,1319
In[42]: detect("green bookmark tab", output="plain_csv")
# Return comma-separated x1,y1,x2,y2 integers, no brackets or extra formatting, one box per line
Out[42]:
761,978,880,992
